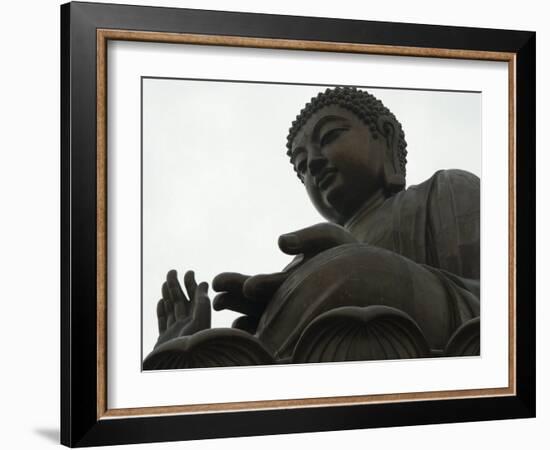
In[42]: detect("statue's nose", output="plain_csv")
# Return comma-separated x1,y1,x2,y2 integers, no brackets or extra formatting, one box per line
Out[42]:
308,155,327,176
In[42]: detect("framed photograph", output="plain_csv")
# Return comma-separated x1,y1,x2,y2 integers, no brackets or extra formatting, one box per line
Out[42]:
61,1,535,447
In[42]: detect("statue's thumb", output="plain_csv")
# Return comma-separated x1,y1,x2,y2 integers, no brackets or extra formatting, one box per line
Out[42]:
278,233,303,254
278,223,356,255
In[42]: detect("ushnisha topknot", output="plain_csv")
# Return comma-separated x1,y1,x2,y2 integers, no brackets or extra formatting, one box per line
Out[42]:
286,86,408,180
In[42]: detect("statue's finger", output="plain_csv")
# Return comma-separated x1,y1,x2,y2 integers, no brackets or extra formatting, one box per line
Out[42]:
212,292,235,311
243,272,288,299
184,270,197,300
194,298,211,331
167,276,188,303
167,269,178,281
192,283,211,326
212,272,249,293
174,297,190,320
164,296,175,327
212,292,264,317
161,281,170,300
231,315,259,334
157,299,167,334
166,269,183,296
194,281,209,302
278,222,356,255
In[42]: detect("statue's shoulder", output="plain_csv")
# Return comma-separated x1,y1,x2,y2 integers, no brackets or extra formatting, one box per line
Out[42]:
401,169,479,204
397,168,480,231
432,168,480,185
430,169,480,203
407,169,479,192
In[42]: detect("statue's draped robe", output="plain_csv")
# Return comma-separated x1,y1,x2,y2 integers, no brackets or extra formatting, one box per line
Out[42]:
144,169,480,369
346,169,480,318
352,170,480,286
254,169,480,360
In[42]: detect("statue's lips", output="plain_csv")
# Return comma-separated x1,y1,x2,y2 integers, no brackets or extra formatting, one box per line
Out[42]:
316,168,337,190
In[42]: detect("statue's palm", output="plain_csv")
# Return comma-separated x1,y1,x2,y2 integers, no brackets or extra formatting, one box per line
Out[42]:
155,270,211,348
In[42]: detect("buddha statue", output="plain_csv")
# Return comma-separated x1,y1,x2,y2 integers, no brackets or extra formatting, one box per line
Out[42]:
143,87,480,369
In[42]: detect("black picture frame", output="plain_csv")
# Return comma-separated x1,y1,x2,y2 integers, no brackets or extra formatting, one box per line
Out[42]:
61,1,535,447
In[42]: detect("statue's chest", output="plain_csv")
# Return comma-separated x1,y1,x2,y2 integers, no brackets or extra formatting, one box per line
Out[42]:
347,200,429,266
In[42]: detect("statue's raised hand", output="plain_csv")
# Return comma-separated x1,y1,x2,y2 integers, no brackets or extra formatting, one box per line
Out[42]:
212,223,357,333
155,270,211,348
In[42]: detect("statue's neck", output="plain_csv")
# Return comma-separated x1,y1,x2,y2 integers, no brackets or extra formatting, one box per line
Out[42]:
344,189,387,232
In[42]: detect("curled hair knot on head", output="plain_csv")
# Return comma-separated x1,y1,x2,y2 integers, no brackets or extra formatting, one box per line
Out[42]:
286,87,408,188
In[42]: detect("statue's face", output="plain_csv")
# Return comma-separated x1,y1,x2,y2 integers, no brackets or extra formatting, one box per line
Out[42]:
290,105,387,224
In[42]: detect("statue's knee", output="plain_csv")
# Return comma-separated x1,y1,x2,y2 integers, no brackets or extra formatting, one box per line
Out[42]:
282,244,412,308
314,244,410,294
258,244,441,358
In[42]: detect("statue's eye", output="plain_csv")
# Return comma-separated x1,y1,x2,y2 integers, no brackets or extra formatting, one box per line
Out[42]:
296,160,307,174
320,127,348,147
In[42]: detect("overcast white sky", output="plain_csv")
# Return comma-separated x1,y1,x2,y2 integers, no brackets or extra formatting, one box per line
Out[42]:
142,79,481,354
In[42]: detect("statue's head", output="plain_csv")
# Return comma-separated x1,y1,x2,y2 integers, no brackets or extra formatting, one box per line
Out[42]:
286,87,407,224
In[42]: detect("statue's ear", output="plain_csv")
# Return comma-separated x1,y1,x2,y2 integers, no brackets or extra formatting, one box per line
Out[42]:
376,115,406,193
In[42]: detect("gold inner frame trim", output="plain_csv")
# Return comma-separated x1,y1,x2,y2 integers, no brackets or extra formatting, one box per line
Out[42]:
96,28,517,420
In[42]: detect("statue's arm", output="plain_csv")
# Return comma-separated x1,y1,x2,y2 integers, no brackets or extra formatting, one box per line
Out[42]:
427,169,480,279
